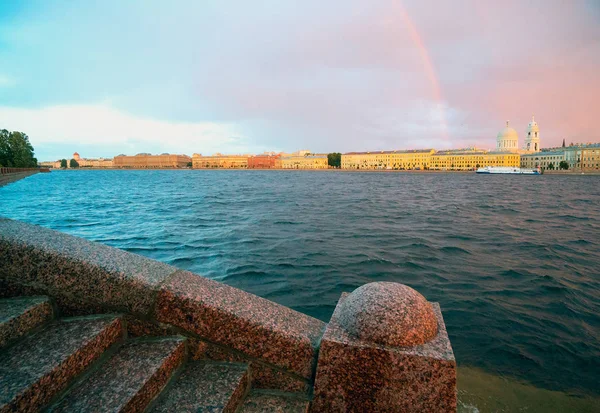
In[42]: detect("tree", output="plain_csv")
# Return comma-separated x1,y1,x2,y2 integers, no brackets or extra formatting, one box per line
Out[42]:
186,161,192,167
70,158,79,168
559,161,569,170
0,129,38,167
327,153,342,168
60,159,68,168
548,163,554,170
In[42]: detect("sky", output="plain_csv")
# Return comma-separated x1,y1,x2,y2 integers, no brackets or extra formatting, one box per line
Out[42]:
0,1,599,161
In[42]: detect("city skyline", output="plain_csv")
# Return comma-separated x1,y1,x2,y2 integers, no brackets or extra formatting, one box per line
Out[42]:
1,1,599,161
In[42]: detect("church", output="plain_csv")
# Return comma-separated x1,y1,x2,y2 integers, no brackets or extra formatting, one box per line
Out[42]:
495,116,540,154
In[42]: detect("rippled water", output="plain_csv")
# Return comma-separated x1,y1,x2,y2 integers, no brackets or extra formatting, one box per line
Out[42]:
1,170,599,402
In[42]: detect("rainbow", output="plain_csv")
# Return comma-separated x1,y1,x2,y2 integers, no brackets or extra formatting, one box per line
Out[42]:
395,1,449,141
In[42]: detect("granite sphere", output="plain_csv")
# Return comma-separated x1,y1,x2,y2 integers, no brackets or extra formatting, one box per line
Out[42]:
337,282,438,347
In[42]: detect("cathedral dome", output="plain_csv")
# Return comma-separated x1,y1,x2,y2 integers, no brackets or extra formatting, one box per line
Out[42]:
497,125,518,141
496,121,519,151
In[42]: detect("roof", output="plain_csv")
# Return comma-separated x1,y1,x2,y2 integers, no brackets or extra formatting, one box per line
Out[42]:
433,151,515,156
522,151,564,157
343,149,433,155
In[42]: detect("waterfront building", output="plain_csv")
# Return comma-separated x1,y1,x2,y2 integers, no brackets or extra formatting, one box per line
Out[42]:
192,153,249,169
523,116,541,153
579,145,600,171
41,153,114,168
430,149,520,171
341,149,434,170
281,154,329,169
521,150,565,169
113,153,190,168
247,154,282,169
564,144,600,171
39,161,58,168
495,121,520,152
73,152,114,168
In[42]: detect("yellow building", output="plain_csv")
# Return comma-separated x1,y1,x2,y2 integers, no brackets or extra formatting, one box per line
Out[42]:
192,153,249,169
281,154,329,169
341,149,434,170
579,145,600,171
430,150,520,171
113,153,190,168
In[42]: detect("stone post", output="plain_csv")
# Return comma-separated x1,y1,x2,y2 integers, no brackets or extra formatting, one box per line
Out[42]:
311,282,456,412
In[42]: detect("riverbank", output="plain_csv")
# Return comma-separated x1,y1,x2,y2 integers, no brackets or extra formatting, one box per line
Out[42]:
0,170,40,187
48,168,599,174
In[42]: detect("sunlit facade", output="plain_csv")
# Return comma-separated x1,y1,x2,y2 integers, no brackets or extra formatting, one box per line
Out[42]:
430,150,520,170
281,154,329,169
521,151,565,169
247,154,282,169
341,149,434,170
114,153,190,168
192,153,249,169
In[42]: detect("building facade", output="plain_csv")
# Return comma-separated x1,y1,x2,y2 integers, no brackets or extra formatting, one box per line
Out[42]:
341,149,434,170
430,150,520,170
281,154,329,169
579,145,600,171
42,153,114,168
563,144,600,171
192,154,249,169
247,154,282,169
521,151,565,169
113,153,190,168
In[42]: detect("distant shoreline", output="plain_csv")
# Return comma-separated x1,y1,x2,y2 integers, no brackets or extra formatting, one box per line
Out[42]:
47,168,600,175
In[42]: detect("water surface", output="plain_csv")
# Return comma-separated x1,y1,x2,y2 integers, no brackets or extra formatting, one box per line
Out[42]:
1,170,599,409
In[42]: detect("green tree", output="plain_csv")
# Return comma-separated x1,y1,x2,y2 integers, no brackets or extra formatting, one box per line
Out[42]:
186,161,192,167
0,129,11,167
548,163,554,170
0,129,37,167
70,158,79,168
559,161,569,170
327,153,342,168
60,159,68,168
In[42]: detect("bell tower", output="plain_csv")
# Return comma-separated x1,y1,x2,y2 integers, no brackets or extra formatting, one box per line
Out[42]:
524,115,540,152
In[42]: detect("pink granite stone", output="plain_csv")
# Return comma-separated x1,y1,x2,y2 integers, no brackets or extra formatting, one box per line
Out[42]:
312,288,457,413
337,282,438,347
189,338,309,393
0,219,178,317
155,270,326,380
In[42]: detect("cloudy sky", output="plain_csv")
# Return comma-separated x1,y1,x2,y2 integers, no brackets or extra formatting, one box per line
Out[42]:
1,1,599,161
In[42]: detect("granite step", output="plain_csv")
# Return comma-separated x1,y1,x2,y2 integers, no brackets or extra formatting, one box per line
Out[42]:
149,361,250,413
0,314,123,413
50,336,186,413
238,391,310,413
0,296,54,348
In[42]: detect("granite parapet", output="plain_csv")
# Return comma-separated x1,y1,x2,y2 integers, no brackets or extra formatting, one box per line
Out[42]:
155,270,325,380
0,219,327,389
312,290,456,412
0,219,178,317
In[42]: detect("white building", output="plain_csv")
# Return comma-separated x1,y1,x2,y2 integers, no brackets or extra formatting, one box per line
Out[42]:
523,116,540,153
496,121,520,152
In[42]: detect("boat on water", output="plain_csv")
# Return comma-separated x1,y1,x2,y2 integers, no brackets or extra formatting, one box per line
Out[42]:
476,166,542,175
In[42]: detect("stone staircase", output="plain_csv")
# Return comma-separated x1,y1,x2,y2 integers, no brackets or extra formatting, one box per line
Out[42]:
0,296,310,413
